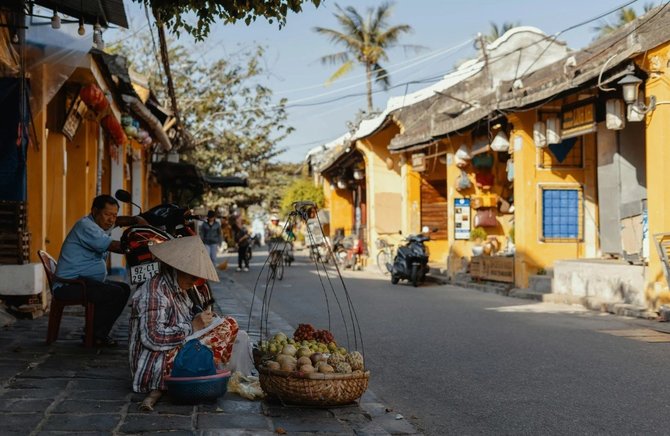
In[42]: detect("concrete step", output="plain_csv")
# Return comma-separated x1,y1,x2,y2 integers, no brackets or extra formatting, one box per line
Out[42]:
451,276,514,296
509,288,546,301
528,274,552,293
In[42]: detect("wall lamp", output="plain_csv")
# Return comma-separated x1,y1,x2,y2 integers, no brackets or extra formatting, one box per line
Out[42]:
618,73,656,120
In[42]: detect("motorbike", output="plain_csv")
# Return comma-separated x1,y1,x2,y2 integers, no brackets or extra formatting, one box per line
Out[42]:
114,190,217,310
332,232,363,270
386,230,431,287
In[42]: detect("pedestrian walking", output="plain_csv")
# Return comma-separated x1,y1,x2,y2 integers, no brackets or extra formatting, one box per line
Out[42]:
199,210,222,265
232,216,250,271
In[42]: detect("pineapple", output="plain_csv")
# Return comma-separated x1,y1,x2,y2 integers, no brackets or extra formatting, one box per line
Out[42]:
346,351,364,371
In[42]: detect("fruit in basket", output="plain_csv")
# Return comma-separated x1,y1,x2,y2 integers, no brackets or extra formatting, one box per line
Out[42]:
346,351,364,371
297,347,312,358
299,364,316,373
314,329,335,344
297,356,312,367
337,347,347,355
281,344,297,357
310,352,324,365
327,353,345,366
276,354,296,367
280,361,296,372
265,361,280,370
273,332,288,343
293,323,316,341
334,362,352,374
318,363,334,374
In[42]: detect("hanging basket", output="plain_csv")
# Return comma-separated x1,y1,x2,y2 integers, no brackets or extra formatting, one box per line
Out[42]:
249,201,368,407
257,367,370,406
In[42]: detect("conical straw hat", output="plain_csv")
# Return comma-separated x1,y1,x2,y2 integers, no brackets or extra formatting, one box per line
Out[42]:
149,236,219,282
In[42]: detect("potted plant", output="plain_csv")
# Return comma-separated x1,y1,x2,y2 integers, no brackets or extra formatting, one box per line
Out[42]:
470,227,487,256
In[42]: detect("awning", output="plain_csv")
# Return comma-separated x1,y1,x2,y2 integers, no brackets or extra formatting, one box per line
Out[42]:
152,161,248,198
31,0,129,28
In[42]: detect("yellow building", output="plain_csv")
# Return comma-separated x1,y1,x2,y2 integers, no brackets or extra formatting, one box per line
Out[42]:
313,7,670,312
0,9,171,313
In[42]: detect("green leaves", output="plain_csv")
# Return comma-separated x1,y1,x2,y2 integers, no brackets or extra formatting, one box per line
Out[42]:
313,1,415,112
135,0,322,41
280,179,325,215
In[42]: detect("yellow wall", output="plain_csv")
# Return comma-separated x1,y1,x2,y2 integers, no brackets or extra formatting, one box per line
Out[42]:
640,42,670,305
357,124,405,261
329,186,354,237
44,131,67,257
27,84,48,262
510,111,598,288
66,119,95,230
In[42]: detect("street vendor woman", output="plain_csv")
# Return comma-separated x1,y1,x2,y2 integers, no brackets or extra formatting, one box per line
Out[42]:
129,236,239,399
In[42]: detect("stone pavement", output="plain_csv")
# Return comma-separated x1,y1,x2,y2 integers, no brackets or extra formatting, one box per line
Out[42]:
0,273,422,435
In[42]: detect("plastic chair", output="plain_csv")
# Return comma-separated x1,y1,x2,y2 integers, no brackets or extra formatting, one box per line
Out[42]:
37,250,95,348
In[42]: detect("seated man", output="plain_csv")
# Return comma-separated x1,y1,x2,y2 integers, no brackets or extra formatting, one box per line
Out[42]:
55,194,146,347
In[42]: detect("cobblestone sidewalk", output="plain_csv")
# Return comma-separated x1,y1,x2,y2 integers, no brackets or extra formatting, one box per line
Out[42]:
0,273,421,435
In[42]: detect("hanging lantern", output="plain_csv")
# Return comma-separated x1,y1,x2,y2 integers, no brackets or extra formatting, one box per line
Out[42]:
101,114,128,146
353,168,365,180
80,84,108,113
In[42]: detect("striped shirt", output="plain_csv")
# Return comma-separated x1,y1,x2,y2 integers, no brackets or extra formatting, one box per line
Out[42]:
129,271,194,393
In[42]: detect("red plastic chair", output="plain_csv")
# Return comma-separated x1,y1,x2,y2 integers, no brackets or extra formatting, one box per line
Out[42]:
37,250,95,348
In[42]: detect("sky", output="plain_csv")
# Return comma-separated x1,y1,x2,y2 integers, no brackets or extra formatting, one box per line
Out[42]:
104,0,656,163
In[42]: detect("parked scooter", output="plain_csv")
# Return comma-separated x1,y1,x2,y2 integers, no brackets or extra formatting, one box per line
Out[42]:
114,189,247,310
387,227,433,287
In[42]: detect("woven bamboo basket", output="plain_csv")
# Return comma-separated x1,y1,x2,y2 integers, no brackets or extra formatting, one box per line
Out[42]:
250,201,369,407
257,367,370,406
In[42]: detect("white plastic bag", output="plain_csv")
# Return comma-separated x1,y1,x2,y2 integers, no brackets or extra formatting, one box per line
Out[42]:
226,330,255,376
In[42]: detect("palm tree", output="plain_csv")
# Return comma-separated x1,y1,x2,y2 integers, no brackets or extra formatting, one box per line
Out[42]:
313,2,418,113
484,21,520,44
593,3,655,38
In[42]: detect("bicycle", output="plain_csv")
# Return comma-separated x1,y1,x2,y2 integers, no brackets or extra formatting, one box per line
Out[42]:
375,238,395,275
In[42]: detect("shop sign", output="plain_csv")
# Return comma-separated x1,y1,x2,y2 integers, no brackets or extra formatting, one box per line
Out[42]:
561,101,596,138
454,198,471,240
411,153,426,172
62,95,87,141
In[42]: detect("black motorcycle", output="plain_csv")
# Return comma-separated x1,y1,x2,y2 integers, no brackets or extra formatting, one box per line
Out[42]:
386,233,431,287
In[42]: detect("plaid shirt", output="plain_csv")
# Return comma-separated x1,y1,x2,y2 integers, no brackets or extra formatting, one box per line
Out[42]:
129,271,194,393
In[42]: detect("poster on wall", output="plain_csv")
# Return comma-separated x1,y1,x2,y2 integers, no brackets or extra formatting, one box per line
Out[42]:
454,198,471,240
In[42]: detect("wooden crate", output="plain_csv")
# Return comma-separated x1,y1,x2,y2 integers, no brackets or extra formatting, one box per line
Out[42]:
470,256,485,279
484,256,514,283
469,255,514,283
0,201,29,265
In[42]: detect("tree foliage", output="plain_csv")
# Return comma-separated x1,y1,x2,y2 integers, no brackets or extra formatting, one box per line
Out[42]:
592,3,655,38
313,1,419,113
110,32,296,210
483,21,520,44
133,0,322,41
280,178,325,215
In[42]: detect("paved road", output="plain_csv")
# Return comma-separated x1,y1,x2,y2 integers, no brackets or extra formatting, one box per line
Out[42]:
224,246,670,435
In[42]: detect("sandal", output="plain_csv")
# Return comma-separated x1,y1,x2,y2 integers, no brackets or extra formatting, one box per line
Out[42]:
94,336,119,347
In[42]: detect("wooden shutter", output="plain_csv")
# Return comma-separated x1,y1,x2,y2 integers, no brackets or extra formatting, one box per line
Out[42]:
420,179,448,240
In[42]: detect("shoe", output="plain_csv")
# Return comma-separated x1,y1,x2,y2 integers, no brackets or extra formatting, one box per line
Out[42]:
93,336,118,348
243,267,249,272
236,267,242,272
